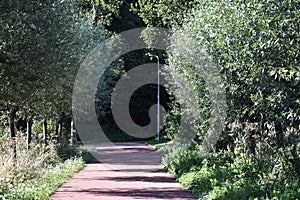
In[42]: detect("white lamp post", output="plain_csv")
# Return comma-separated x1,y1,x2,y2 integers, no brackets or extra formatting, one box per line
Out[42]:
148,53,160,142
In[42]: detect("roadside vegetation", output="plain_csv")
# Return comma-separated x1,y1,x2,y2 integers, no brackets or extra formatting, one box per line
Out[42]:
0,133,93,199
143,0,300,199
1,0,98,198
1,0,299,199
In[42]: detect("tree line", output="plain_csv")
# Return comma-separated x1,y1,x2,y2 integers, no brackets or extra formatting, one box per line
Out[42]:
0,0,105,152
133,0,300,198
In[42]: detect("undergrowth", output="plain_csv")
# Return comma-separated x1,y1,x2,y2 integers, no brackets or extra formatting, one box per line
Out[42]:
0,158,84,200
160,144,300,200
0,137,92,199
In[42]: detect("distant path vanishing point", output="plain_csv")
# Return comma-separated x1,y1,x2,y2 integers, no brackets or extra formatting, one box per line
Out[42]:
50,142,195,200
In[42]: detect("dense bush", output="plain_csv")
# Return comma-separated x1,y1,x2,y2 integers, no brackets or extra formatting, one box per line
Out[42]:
161,0,300,199
163,145,300,199
166,0,300,150
162,144,203,177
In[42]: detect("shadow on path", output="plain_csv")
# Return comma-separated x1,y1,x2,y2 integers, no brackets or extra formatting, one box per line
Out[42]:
50,142,195,200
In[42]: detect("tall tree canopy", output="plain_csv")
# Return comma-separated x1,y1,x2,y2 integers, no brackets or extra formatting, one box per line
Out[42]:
0,0,104,141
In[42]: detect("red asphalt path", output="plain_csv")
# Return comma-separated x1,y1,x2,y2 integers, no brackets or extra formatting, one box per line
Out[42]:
50,142,195,200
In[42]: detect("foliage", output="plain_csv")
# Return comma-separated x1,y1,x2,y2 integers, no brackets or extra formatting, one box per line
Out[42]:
0,140,59,185
1,0,299,198
159,0,300,199
0,137,90,199
55,136,94,162
0,0,104,120
0,158,84,200
164,0,300,166
96,61,125,125
81,0,123,26
162,144,300,199
82,0,145,33
131,0,199,27
32,119,56,136
161,144,203,177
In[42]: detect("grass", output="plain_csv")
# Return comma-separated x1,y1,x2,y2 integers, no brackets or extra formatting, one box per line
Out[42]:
0,137,93,200
0,158,85,200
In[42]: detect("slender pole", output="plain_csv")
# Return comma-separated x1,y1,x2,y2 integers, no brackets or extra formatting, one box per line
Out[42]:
148,53,160,142
157,56,160,142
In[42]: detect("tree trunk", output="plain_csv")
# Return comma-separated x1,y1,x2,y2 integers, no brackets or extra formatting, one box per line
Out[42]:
9,110,17,139
70,117,77,145
58,112,65,138
8,109,17,162
26,117,33,150
43,117,48,145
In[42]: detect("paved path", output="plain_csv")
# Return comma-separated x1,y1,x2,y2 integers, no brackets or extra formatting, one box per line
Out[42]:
50,142,195,200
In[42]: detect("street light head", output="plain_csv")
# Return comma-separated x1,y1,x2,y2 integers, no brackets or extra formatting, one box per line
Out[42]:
146,52,153,57
146,52,160,62
146,52,154,60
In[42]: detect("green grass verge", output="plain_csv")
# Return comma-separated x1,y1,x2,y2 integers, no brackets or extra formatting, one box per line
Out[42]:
0,158,85,200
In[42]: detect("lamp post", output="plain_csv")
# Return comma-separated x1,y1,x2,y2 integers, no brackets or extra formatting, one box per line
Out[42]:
148,53,160,142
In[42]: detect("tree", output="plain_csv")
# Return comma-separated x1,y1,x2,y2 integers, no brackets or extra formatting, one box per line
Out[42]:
131,0,199,27
165,0,300,174
0,0,105,149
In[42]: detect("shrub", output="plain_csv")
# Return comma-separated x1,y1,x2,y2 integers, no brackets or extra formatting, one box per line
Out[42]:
162,0,300,198
161,144,203,177
162,145,300,199
0,137,92,199
32,119,56,136
55,136,94,162
0,158,84,200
